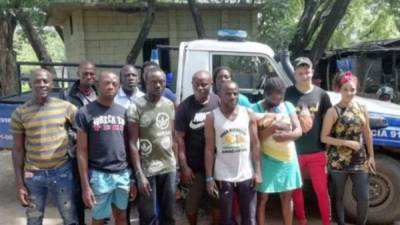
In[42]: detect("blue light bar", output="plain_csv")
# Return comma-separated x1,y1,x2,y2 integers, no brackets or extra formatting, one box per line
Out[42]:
217,29,247,41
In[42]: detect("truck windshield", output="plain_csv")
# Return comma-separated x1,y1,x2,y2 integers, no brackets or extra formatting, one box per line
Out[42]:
212,54,281,102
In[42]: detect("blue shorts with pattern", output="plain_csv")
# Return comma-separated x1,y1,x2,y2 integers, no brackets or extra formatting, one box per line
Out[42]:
89,169,131,220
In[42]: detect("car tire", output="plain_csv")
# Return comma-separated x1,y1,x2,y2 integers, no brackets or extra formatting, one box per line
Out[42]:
343,154,400,224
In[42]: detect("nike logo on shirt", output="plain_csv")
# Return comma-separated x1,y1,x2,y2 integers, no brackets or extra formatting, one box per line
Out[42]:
189,112,210,129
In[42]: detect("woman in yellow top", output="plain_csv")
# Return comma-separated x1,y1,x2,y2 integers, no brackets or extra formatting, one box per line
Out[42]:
321,71,375,225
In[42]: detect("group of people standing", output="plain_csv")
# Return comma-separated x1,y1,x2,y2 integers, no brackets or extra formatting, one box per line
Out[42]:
11,56,374,225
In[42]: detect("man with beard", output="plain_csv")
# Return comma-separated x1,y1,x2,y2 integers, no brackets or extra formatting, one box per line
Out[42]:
127,68,176,225
175,70,220,225
76,72,131,225
11,69,78,224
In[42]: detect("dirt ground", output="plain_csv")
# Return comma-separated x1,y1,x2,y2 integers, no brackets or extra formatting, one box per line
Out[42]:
0,149,333,225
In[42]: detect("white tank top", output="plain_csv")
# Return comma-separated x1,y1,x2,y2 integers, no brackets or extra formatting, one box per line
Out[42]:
213,106,253,182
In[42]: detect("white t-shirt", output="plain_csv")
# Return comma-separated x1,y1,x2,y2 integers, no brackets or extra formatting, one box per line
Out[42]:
213,106,253,182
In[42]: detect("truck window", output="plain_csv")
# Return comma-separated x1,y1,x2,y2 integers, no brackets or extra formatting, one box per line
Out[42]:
212,54,279,101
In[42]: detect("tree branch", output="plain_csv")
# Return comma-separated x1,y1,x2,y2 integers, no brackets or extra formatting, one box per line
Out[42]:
16,9,56,76
188,0,206,39
289,0,320,57
310,0,351,64
304,0,334,46
126,0,156,64
54,25,64,42
0,9,18,96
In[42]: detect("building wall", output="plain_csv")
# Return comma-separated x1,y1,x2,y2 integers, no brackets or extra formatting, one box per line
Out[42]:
65,7,258,76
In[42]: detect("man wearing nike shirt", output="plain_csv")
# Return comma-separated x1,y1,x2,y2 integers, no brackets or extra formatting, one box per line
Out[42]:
175,70,220,225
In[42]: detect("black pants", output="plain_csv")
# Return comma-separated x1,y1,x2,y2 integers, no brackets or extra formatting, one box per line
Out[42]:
331,171,369,225
218,179,256,225
71,158,85,225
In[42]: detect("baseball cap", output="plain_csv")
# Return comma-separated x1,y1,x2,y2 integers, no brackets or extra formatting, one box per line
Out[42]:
294,57,313,68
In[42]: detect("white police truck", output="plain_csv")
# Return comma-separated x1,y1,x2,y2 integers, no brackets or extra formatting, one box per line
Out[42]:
175,30,400,224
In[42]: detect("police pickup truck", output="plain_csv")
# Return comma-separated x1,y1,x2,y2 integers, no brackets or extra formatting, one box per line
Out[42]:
174,30,400,224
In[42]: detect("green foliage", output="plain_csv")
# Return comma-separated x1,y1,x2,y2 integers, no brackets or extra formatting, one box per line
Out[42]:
329,0,400,49
259,0,400,50
13,28,65,72
258,0,302,50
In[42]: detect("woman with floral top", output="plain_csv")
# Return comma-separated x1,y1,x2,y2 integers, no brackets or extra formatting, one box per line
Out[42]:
321,71,375,225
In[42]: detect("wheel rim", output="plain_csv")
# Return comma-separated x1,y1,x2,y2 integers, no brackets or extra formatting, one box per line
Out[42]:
357,173,394,211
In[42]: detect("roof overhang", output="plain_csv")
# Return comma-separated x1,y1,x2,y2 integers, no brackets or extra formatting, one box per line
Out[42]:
47,2,262,26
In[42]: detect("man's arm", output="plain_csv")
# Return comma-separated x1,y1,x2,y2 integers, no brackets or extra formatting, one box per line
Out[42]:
204,113,218,196
12,133,29,206
171,122,178,161
204,113,215,178
76,130,96,208
248,112,261,186
127,121,152,196
176,130,194,184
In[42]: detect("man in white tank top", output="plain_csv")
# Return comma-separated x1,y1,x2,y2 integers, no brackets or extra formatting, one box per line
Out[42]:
205,81,261,225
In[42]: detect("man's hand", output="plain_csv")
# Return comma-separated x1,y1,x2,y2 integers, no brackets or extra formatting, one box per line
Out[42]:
129,184,137,202
138,175,152,197
180,165,194,184
18,184,29,207
206,179,218,198
251,173,262,189
82,187,96,209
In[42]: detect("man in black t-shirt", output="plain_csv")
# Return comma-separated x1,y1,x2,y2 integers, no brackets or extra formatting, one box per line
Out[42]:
175,70,220,225
75,72,131,225
285,57,332,225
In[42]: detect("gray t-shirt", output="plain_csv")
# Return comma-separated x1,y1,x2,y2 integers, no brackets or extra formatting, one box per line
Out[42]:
127,96,176,177
75,101,128,172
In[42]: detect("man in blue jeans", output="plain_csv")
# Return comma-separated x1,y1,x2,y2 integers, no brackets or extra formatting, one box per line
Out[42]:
127,68,177,225
205,81,261,225
11,69,78,225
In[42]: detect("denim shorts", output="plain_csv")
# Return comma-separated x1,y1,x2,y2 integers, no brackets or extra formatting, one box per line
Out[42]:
89,169,131,220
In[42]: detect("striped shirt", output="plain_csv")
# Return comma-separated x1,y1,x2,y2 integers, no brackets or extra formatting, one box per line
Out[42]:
11,97,77,170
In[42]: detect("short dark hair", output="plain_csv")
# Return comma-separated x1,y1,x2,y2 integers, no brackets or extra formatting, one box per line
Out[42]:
263,77,286,95
142,61,159,75
213,66,233,84
119,64,139,77
146,67,165,80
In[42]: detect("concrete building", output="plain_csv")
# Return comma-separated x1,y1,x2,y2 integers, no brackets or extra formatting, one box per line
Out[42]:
47,2,260,76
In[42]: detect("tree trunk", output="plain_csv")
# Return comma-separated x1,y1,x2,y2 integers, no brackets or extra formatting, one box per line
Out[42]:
309,0,351,64
16,9,57,76
0,10,17,97
55,25,64,42
304,0,334,45
289,0,320,57
126,0,156,64
188,0,206,39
